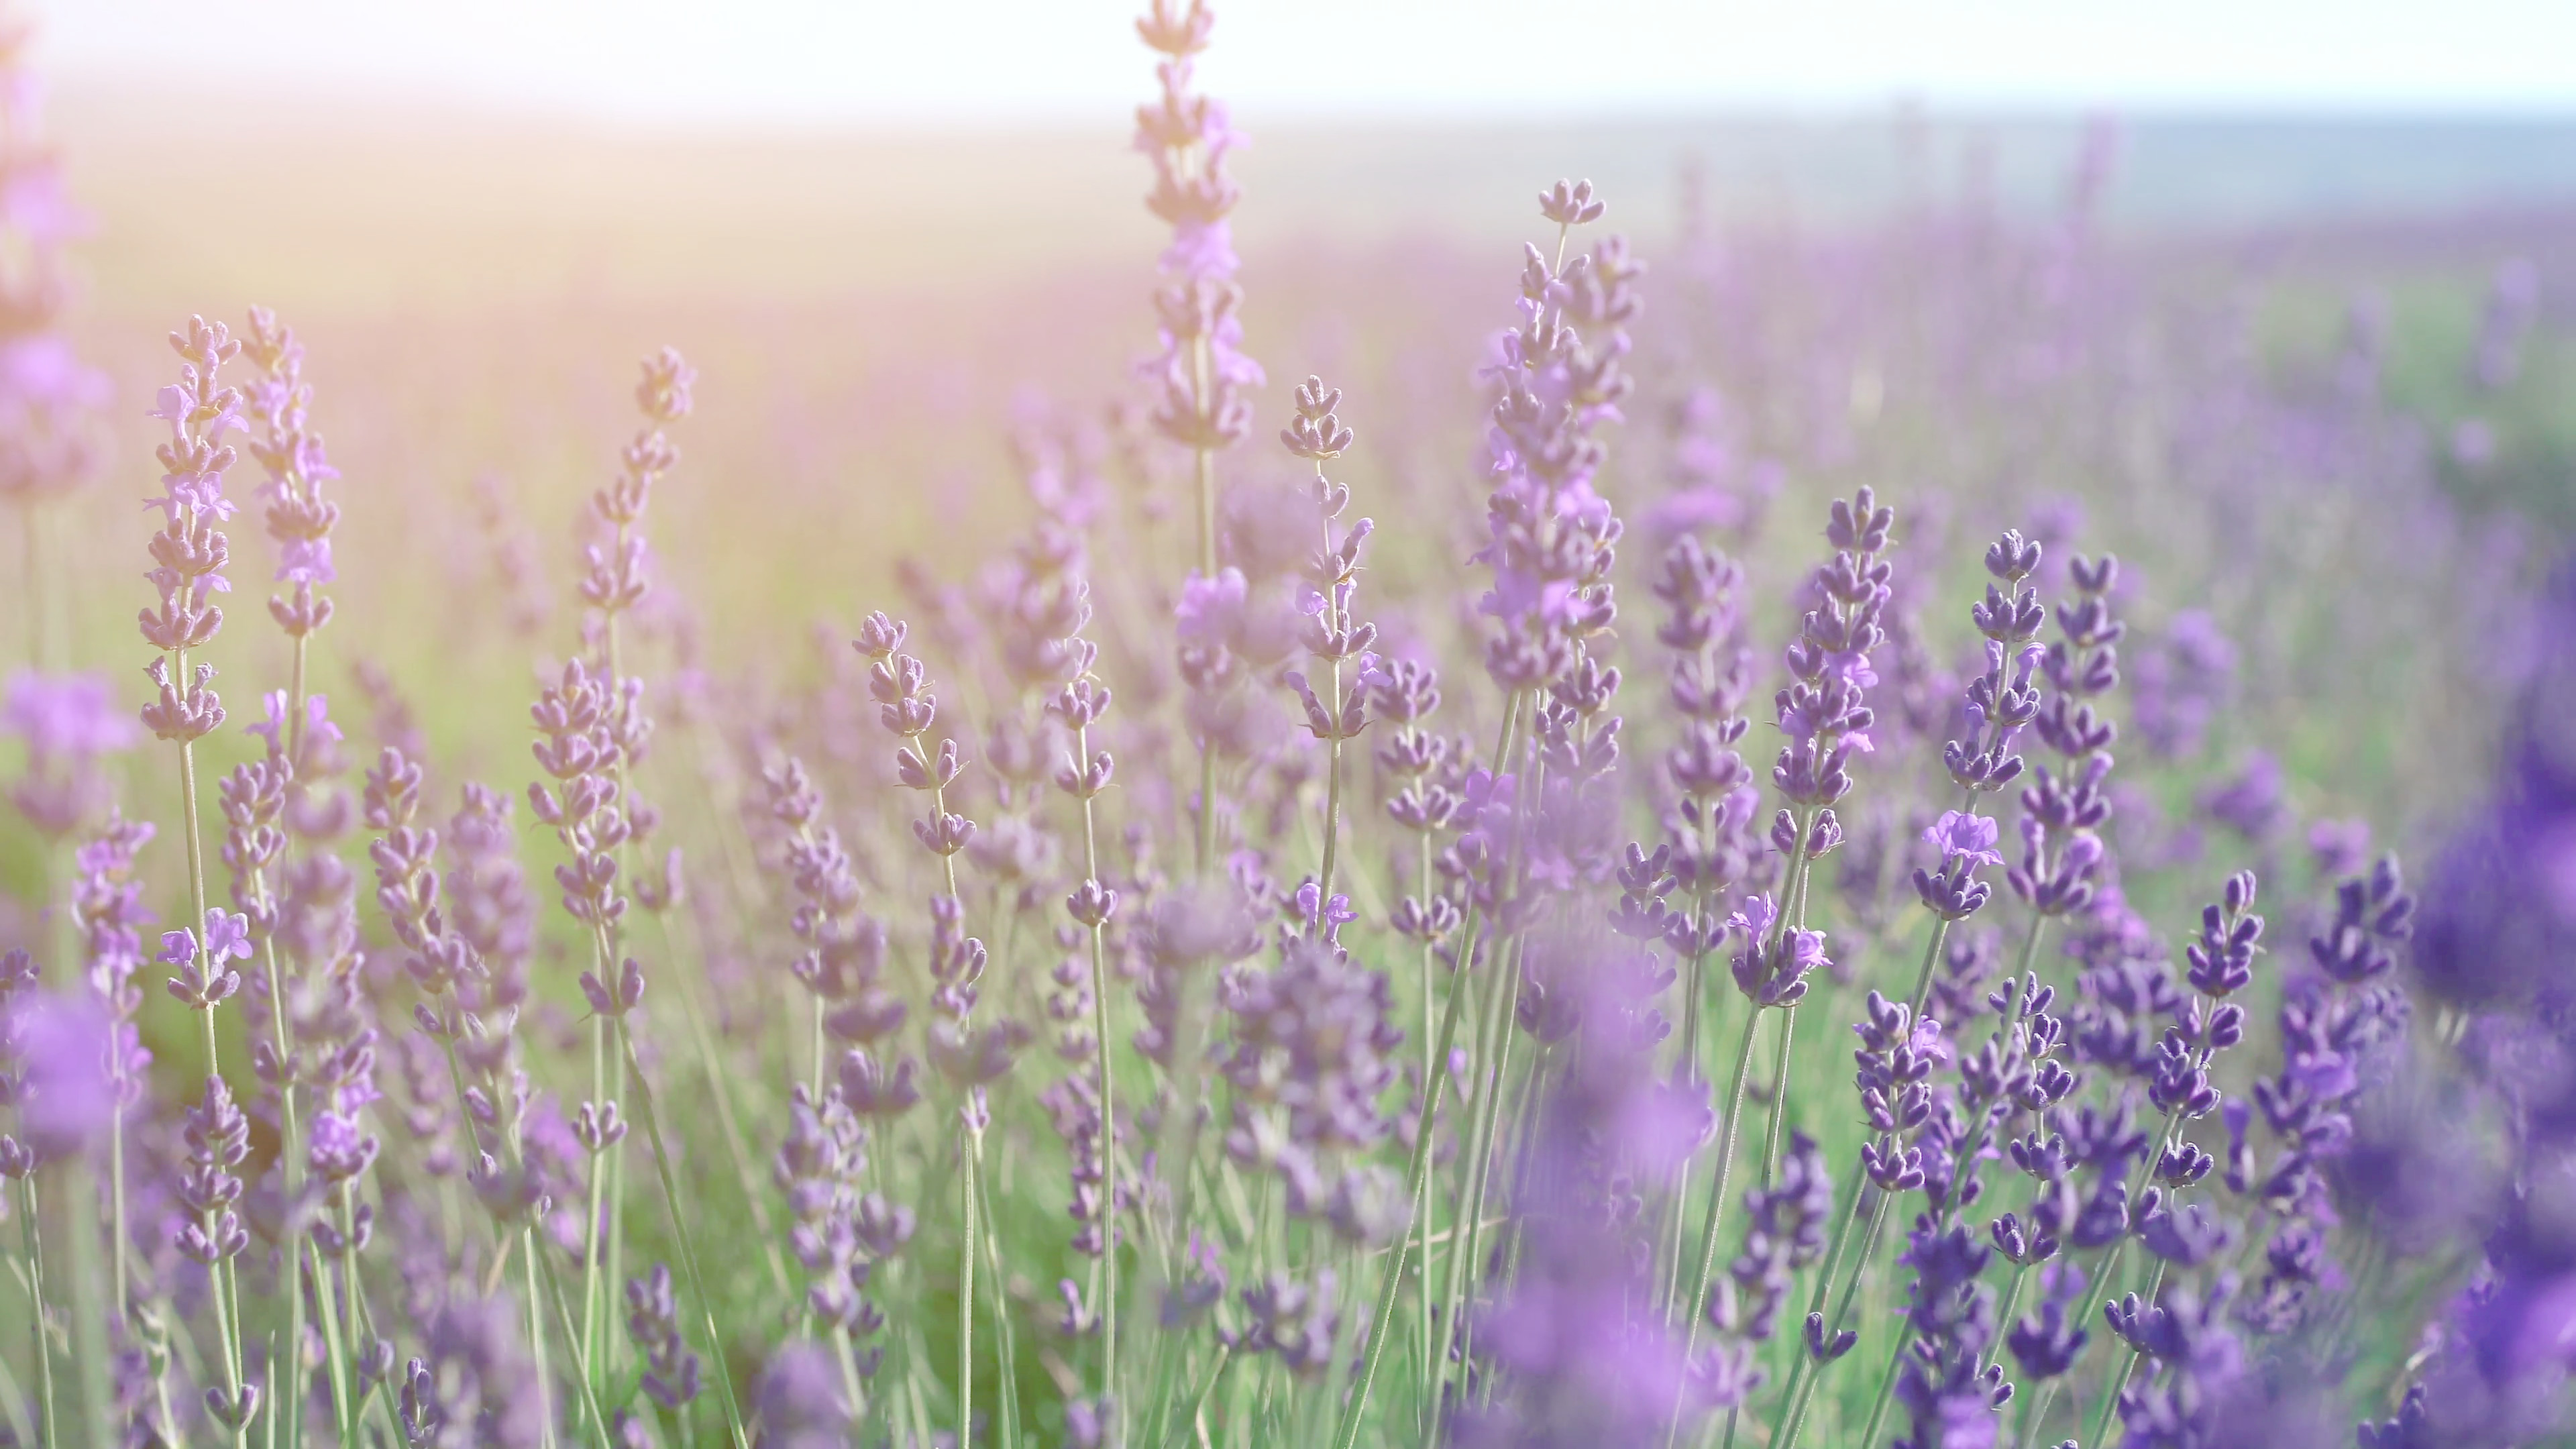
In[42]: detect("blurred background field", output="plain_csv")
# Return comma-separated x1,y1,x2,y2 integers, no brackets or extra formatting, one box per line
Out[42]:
31,78,2576,828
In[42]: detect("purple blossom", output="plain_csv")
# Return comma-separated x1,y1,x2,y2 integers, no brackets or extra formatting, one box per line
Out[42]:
1925,810,2004,868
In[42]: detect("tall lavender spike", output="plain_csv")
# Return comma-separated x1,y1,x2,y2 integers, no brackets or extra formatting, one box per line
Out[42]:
136,323,255,1438
2007,551,2124,957
1136,0,1260,875
1278,375,1383,934
239,307,343,765
775,1077,896,1411
1345,185,1644,1449
857,611,1004,1443
1668,489,1888,1449
140,317,243,1072
1044,567,1130,1417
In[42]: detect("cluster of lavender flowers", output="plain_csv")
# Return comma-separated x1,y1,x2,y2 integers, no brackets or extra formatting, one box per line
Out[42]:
0,4,2553,1448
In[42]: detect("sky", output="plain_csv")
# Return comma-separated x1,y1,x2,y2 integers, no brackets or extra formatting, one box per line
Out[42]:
49,0,2576,125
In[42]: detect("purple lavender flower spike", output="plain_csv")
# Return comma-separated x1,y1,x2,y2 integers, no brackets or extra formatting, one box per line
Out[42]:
239,308,343,656
751,1342,852,1448
626,1263,704,1411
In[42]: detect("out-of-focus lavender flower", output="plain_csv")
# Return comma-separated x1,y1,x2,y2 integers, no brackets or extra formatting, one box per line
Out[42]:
0,33,106,512
4,668,136,836
627,1263,705,1411
1643,385,1783,545
174,1073,252,1269
2005,1261,2090,1382
71,811,154,1109
1237,1269,1340,1380
2199,751,2288,844
398,1295,547,1448
750,1342,851,1449
1458,929,1707,1444
2130,609,2235,760
1889,1222,2009,1449
2471,256,2538,392
1721,1131,1834,1346
2305,817,2370,881
2104,1277,2248,1449
5,978,112,1160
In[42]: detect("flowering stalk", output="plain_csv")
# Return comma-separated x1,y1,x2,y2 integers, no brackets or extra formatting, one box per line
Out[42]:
1135,0,1258,874
1048,598,1124,1422
1337,690,1521,1449
1279,376,1373,923
2074,873,2259,1449
1773,532,2037,1449
859,612,1012,1444
0,951,56,1442
239,308,341,766
1667,899,1828,1446
139,316,241,1081
574,346,689,1405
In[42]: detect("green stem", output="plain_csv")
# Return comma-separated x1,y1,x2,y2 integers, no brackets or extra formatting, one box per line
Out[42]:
17,1175,54,1446
258,938,304,1449
55,1158,113,1449
2080,1245,2169,1449
1430,936,1525,1444
1782,1181,1906,1444
582,997,610,1402
1332,694,1523,1449
1909,917,1956,1020
616,1018,751,1446
1416,828,1440,1416
521,1226,557,1448
1854,1322,1908,1449
1662,1006,1766,1449
656,909,794,1299
1758,1006,1799,1187
973,1134,1021,1449
1071,713,1120,1430
959,1120,980,1448
537,1238,613,1446
109,1101,128,1327
307,1234,355,1449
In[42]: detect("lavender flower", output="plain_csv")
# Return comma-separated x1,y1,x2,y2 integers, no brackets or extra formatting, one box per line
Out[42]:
239,308,341,651
1945,529,2048,800
4,669,136,837
626,1263,704,1410
1472,181,1639,696
2011,552,2124,924
1135,0,1259,460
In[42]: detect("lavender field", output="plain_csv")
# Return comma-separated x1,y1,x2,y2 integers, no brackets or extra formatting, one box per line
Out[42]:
1,2,2573,1446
